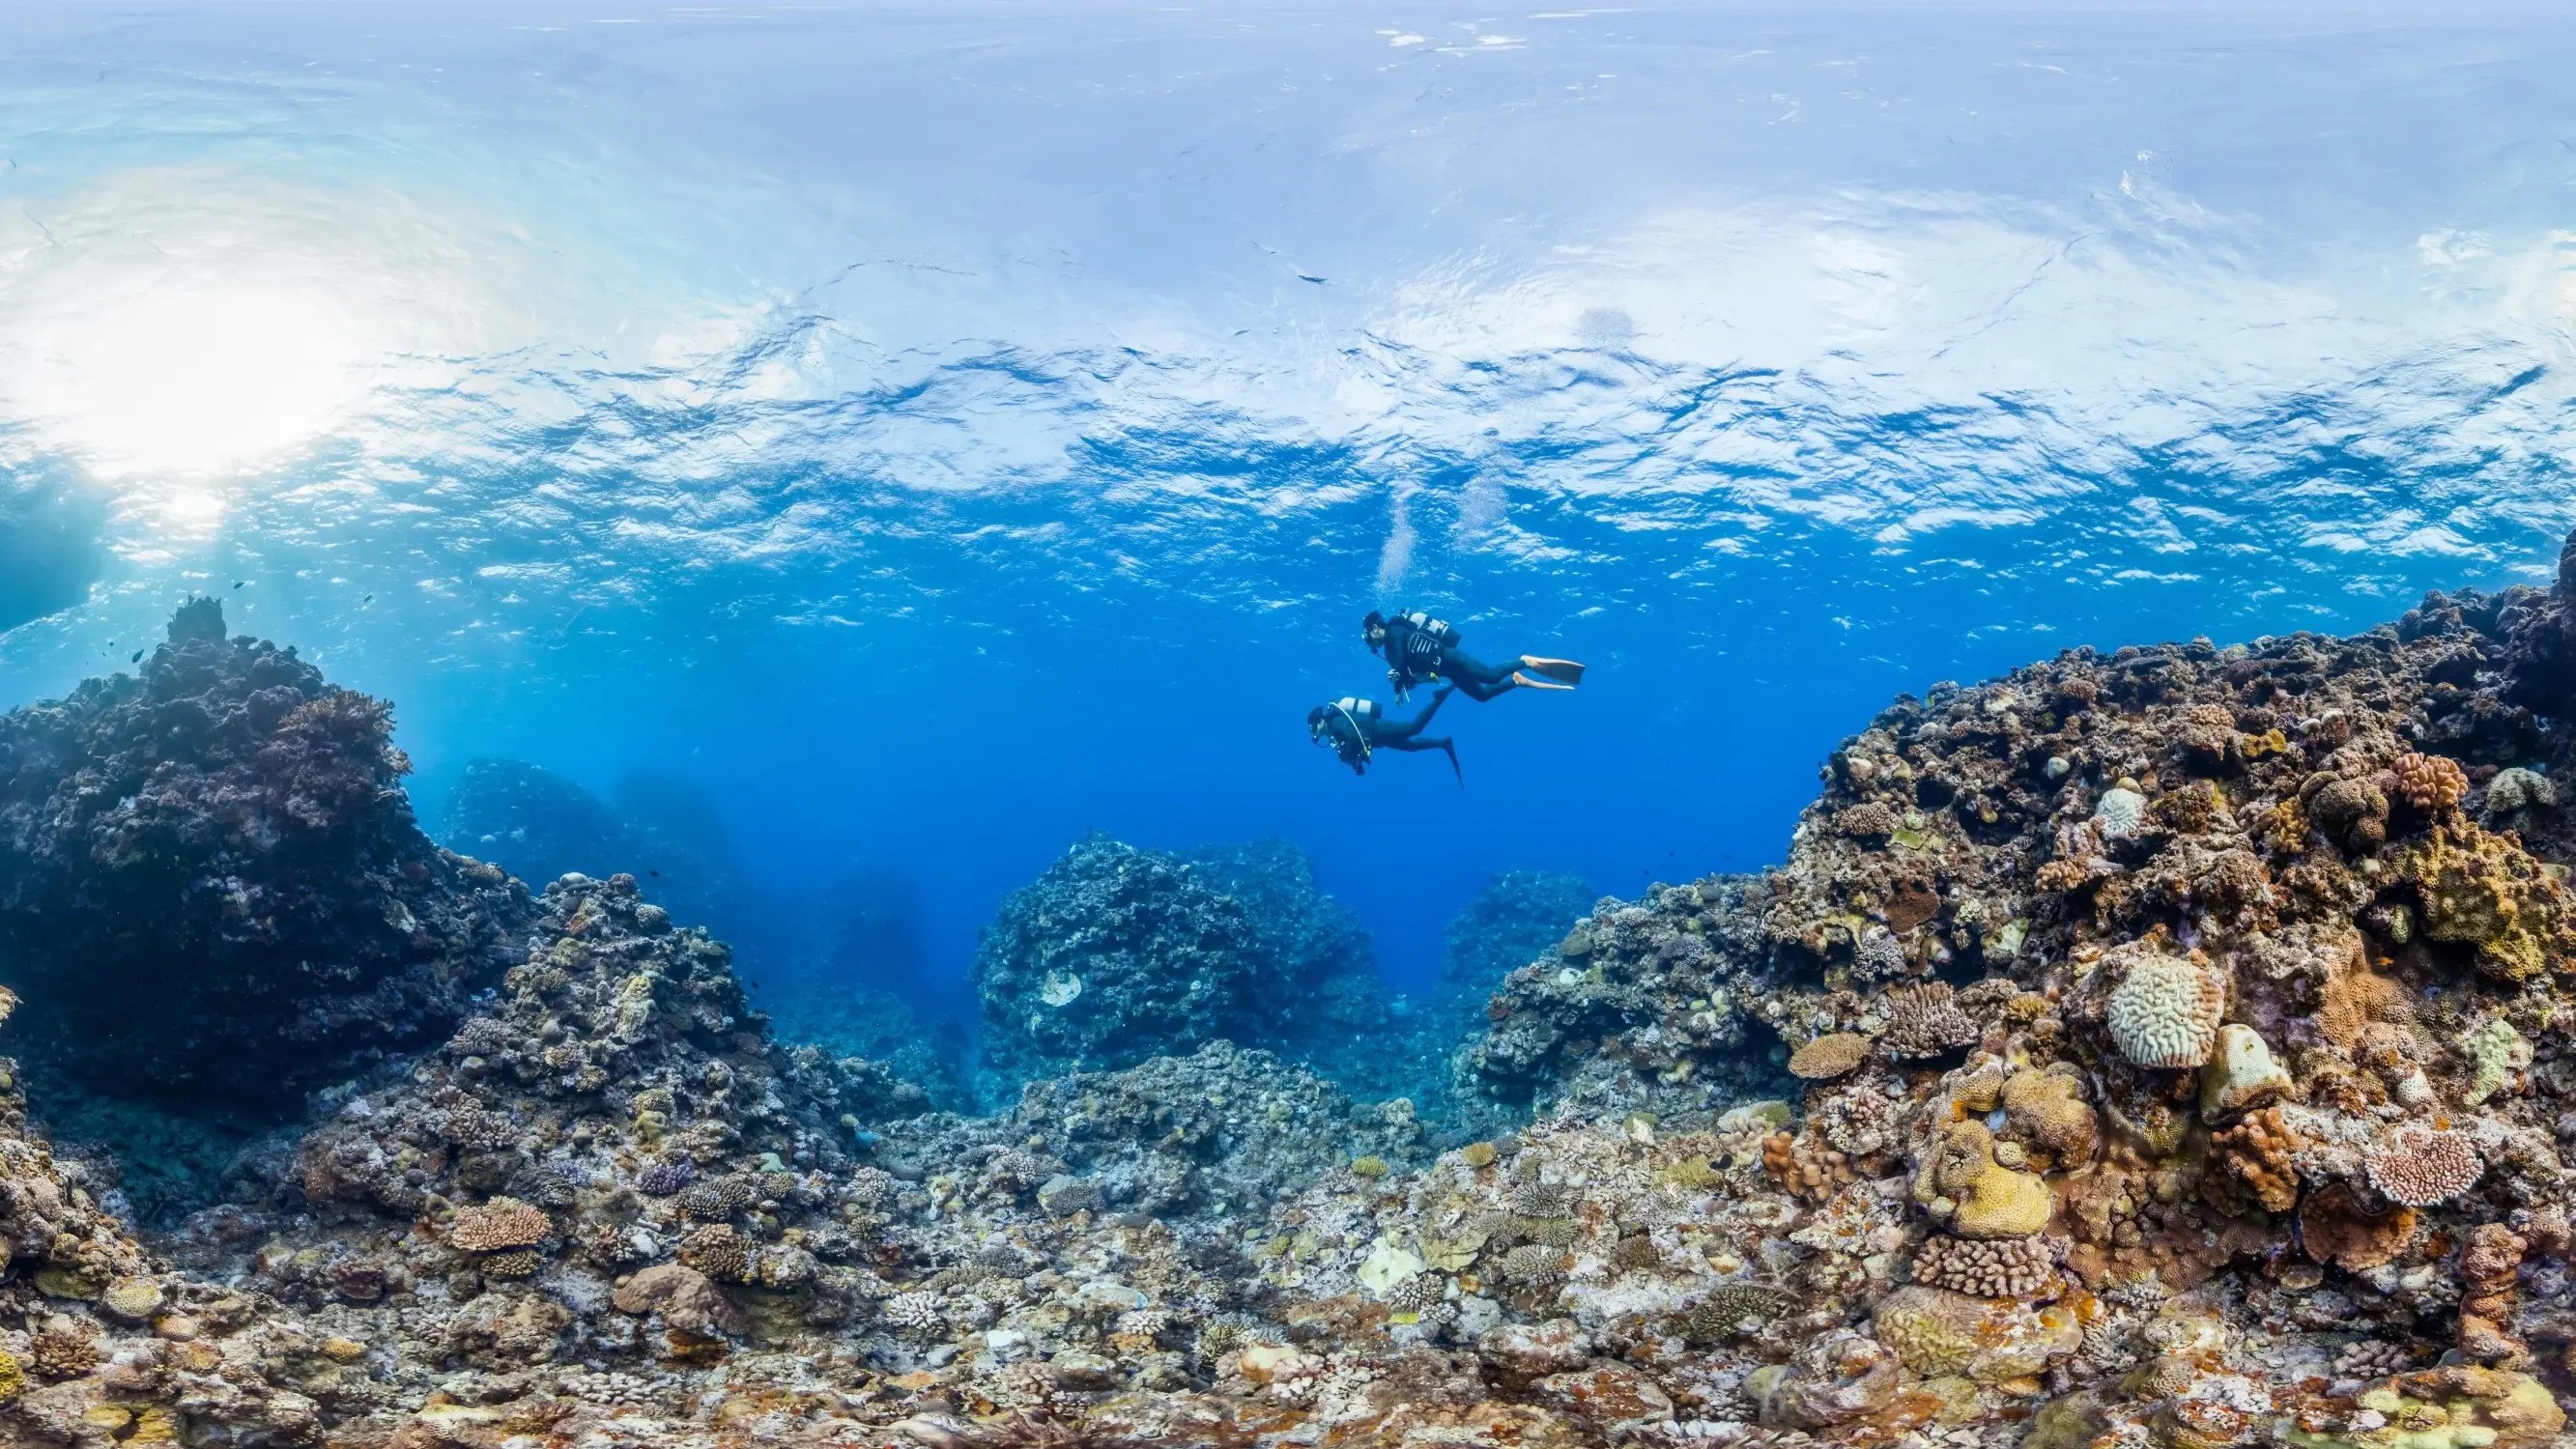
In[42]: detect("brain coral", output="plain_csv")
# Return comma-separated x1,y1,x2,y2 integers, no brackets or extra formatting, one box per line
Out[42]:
448,1196,550,1253
2365,1125,2484,1208
1872,1286,2077,1384
2091,785,2147,840
2105,952,2225,1069
1788,1032,1870,1080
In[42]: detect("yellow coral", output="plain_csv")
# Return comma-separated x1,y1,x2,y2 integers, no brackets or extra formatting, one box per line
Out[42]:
2394,824,2574,982
1917,1121,2054,1239
2001,1069,2098,1166
2286,1367,2563,1448
1872,1286,2078,1383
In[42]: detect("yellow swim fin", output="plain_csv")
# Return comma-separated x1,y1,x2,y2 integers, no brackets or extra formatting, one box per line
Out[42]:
1518,656,1586,685
1511,671,1576,692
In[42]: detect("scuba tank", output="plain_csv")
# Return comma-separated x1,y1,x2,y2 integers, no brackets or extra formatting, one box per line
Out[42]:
1400,611,1459,651
1327,697,1379,760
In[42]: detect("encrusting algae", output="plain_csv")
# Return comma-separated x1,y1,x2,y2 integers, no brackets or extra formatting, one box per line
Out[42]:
19,545,2576,1442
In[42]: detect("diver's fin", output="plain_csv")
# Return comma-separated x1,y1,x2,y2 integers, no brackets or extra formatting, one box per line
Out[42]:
1511,671,1576,692
1443,742,1463,787
1519,656,1586,684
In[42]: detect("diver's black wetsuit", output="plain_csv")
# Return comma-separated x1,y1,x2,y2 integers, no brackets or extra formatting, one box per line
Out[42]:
1311,689,1459,781
1372,611,1579,701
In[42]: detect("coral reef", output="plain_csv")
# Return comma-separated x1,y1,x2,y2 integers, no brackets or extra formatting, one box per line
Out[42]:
972,834,1267,1088
39,538,2576,1444
1435,868,1598,1025
0,599,532,1110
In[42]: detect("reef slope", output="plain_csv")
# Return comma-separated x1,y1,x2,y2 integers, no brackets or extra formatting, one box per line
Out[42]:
11,551,2576,1445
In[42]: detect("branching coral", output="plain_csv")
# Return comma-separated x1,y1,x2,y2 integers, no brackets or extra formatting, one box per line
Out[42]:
2213,1107,2301,1212
2364,1126,2484,1208
1911,1235,2058,1299
1882,983,1980,1058
447,1197,550,1253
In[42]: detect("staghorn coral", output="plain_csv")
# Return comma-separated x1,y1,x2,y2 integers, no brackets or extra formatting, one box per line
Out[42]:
2365,1125,2484,1207
2104,948,2226,1069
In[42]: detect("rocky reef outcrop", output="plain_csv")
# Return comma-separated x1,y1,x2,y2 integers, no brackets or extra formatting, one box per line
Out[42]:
972,833,1436,1107
972,834,1268,1090
1438,869,1598,1023
0,600,531,1111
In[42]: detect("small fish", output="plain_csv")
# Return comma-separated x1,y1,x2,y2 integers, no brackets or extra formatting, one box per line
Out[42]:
647,869,661,877
363,594,374,604
232,581,244,589
129,650,143,663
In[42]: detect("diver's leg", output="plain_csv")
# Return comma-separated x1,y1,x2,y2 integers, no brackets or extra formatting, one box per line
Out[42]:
1410,686,1454,729
1377,735,1463,783
1443,652,1518,701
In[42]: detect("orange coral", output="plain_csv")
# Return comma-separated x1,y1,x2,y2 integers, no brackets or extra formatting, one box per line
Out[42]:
2298,1182,2416,1272
2459,1224,2528,1367
2395,752,2469,813
1761,1130,1850,1205
2213,1107,2301,1213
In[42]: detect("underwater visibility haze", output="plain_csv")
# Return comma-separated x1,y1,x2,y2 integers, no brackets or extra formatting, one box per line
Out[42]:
7,4,2576,1443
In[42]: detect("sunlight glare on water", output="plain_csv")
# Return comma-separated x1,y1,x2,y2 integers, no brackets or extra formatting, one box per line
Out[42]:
2,1,2576,997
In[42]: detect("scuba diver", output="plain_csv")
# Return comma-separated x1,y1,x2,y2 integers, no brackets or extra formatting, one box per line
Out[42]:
1308,686,1462,783
1364,609,1585,702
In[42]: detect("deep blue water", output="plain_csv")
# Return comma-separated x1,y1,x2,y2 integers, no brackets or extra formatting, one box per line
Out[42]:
5,1,2576,1014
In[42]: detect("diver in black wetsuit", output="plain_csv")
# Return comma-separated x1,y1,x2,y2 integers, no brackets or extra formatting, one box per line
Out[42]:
1364,610,1586,702
1308,686,1461,782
